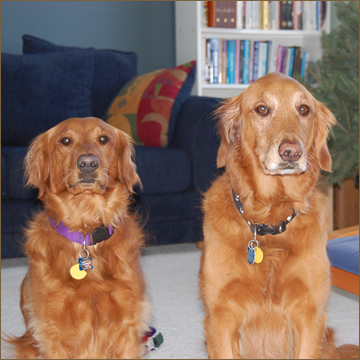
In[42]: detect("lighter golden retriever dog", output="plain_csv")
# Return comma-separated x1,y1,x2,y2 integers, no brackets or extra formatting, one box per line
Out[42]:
4,117,151,359
200,73,359,359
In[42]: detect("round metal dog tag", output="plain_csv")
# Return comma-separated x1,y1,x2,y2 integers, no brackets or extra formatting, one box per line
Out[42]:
254,246,264,264
70,264,87,280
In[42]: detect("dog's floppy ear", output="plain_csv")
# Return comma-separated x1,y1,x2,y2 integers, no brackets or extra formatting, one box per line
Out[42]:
24,132,51,198
116,130,141,193
314,100,336,173
216,94,242,168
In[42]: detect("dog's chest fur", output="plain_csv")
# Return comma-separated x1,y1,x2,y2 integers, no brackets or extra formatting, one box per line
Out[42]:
246,236,292,295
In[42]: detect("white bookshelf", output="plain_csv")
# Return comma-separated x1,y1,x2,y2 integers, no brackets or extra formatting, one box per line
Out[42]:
175,1,331,98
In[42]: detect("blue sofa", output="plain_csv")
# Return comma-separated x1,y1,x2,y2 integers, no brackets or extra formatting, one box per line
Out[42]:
327,233,359,294
1,36,222,258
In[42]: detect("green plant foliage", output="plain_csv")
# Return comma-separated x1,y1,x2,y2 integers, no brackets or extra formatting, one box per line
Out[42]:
301,1,359,185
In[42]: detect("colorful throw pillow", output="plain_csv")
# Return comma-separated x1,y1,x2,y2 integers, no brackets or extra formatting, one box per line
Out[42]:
104,61,196,147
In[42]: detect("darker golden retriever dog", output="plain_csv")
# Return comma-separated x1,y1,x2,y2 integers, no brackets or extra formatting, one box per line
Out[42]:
4,117,151,359
200,73,359,359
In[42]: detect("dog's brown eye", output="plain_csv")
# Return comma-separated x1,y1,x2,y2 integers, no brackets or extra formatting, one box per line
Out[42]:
299,105,310,116
99,135,109,144
256,105,269,116
60,137,72,146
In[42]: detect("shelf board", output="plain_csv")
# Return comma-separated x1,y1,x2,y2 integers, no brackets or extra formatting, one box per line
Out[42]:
200,28,322,36
201,84,248,89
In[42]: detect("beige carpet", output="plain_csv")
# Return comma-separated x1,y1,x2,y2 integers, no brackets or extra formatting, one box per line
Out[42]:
2,243,359,359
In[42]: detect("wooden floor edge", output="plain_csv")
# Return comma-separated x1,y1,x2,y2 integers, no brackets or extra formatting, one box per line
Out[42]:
328,225,359,240
331,266,359,295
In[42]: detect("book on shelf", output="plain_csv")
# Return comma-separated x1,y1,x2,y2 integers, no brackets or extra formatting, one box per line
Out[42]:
235,40,240,84
236,2,244,30
300,51,310,78
249,40,254,83
272,1,280,30
281,47,288,74
280,1,293,30
243,40,251,84
207,1,219,27
225,1,237,28
287,47,295,76
303,1,316,30
202,1,209,28
266,41,273,73
208,1,236,28
259,41,269,78
252,41,260,83
204,39,211,83
204,1,326,31
220,39,227,83
293,1,303,30
204,38,310,85
292,47,301,75
239,40,245,84
210,38,220,84
227,40,236,84
244,2,262,30
261,1,272,30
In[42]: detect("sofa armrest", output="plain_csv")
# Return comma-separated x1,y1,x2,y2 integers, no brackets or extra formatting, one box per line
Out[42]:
170,96,223,193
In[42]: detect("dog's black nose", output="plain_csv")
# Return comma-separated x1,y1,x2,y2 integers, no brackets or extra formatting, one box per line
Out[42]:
77,154,99,173
279,140,303,162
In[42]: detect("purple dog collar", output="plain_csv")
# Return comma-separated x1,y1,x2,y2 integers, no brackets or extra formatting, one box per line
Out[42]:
49,218,114,246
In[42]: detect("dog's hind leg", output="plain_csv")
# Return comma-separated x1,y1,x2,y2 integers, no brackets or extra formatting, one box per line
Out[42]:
19,273,33,329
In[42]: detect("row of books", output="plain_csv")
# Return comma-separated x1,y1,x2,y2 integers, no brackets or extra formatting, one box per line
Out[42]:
204,39,310,85
204,1,327,31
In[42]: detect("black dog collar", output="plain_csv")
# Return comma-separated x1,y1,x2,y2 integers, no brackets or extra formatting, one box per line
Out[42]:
91,225,114,244
232,190,296,236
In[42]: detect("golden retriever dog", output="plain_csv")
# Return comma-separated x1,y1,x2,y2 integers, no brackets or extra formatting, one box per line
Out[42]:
4,117,151,359
200,73,359,359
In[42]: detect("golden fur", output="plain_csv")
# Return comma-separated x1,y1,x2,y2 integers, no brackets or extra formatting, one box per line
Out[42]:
200,73,359,359
4,117,151,359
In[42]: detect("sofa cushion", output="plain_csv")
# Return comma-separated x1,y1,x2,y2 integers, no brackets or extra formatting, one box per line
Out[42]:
134,146,191,194
1,147,38,200
1,154,8,200
1,199,43,258
1,51,94,147
22,34,138,118
327,235,359,275
1,145,191,200
136,192,196,223
104,61,196,147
